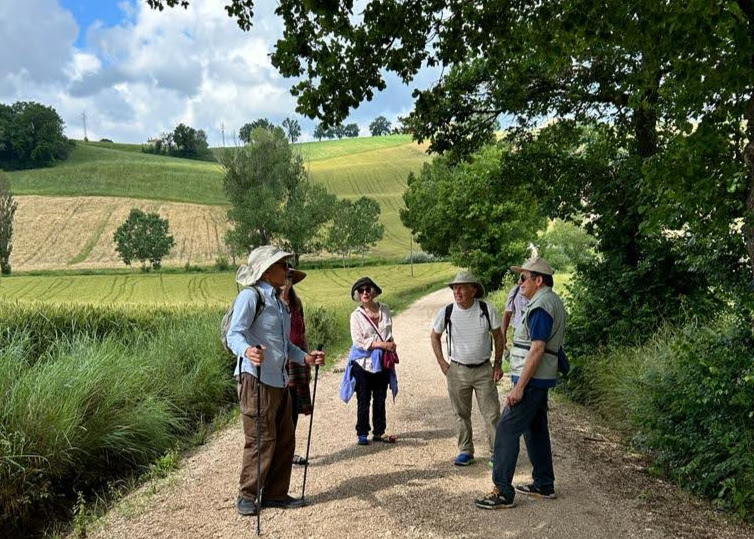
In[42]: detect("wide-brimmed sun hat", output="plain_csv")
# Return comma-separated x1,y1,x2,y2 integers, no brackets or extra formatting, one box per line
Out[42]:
510,256,555,276
351,276,383,301
289,269,307,284
236,245,294,287
447,270,485,298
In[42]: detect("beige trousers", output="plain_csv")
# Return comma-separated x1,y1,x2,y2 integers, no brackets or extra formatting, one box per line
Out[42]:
446,361,501,456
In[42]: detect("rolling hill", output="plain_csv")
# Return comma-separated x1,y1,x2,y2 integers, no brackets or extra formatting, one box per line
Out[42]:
5,135,430,271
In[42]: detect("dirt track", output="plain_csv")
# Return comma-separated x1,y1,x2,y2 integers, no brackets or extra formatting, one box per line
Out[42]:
88,289,754,539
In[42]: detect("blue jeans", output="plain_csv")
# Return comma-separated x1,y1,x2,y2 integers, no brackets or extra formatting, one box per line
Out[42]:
492,385,554,501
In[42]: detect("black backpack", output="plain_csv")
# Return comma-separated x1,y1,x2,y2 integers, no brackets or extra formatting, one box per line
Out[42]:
444,300,492,356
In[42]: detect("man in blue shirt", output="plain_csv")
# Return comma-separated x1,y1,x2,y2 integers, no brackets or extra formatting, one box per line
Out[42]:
475,257,566,509
228,245,326,517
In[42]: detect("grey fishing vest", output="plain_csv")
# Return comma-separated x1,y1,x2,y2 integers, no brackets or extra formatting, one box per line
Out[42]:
509,287,566,381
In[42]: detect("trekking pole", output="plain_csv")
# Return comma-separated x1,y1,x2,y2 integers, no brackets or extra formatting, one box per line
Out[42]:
254,345,263,536
301,343,323,502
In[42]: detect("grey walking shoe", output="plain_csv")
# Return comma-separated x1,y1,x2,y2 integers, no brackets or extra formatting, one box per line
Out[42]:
236,497,258,516
514,483,557,499
474,487,515,509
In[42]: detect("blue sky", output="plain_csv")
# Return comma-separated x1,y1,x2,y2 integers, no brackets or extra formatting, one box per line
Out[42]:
0,0,434,144
59,0,126,48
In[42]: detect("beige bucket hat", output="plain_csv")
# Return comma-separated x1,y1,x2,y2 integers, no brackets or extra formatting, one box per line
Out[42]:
236,245,294,287
510,256,555,276
447,270,485,298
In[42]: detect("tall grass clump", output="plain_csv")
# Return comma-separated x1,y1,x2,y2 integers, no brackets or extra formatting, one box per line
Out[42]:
0,304,233,534
566,310,754,519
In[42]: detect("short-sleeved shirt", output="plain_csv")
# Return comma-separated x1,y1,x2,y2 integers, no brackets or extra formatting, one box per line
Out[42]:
432,299,501,364
504,284,529,330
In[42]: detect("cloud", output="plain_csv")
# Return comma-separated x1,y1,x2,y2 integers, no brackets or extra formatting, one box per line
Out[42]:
0,0,78,84
0,0,434,144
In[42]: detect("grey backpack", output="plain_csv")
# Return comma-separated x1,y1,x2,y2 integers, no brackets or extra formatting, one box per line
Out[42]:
220,286,264,354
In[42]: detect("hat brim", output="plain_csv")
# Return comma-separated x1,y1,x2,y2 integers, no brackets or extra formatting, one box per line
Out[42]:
510,266,524,273
446,282,485,298
290,269,306,284
236,252,293,287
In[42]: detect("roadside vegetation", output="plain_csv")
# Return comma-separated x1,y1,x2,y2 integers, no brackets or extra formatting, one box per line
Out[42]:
0,261,455,535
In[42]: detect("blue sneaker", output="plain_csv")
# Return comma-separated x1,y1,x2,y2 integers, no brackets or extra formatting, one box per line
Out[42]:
357,435,369,445
454,452,475,466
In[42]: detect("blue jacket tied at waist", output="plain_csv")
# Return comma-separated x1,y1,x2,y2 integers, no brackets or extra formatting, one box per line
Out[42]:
339,345,398,403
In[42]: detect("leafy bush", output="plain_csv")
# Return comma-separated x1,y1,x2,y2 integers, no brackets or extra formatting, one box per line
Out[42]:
214,256,231,271
401,251,441,264
566,311,754,518
305,305,346,352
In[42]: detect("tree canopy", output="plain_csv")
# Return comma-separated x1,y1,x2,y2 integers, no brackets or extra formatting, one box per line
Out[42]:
221,126,336,259
369,116,391,136
0,101,73,169
113,208,175,271
239,118,274,143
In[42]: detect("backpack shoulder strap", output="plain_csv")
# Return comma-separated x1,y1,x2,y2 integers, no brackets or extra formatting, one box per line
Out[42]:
479,300,491,330
444,303,453,327
444,303,454,357
251,285,264,322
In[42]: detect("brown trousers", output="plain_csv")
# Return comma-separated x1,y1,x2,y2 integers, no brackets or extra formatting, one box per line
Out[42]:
238,373,295,501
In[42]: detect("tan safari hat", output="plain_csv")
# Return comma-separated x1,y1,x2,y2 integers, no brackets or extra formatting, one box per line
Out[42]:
446,270,485,298
510,256,555,276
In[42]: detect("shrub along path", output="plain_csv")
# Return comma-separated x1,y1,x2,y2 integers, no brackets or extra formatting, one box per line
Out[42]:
88,289,753,539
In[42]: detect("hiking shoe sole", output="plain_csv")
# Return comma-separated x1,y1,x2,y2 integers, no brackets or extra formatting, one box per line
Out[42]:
474,498,515,509
514,484,557,499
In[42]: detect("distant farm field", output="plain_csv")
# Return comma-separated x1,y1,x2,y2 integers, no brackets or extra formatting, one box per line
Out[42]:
0,262,455,307
6,136,430,268
13,196,228,271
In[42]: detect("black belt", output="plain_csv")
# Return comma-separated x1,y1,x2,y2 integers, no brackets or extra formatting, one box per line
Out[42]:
513,343,558,356
451,359,489,368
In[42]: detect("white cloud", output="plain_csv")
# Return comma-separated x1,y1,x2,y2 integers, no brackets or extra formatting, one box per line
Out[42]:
0,0,435,144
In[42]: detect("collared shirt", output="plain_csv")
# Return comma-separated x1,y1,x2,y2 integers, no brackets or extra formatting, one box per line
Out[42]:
227,280,307,388
349,303,393,373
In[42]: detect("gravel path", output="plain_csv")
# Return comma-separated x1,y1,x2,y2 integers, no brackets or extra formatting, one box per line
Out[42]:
89,289,754,539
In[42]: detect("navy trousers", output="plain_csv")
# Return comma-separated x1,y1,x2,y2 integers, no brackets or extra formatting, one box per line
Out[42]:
492,385,554,501
352,362,389,437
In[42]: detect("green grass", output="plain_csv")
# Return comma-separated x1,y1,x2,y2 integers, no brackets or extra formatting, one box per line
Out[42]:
8,136,430,259
0,262,456,307
8,143,227,204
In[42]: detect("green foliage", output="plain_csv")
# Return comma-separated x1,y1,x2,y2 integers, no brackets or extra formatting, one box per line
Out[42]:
282,117,301,143
143,124,213,161
221,126,336,258
566,311,754,519
0,304,233,533
239,118,274,143
327,197,385,264
369,116,392,136
537,219,596,273
113,208,175,271
0,172,17,274
0,101,73,169
304,305,345,353
401,143,546,289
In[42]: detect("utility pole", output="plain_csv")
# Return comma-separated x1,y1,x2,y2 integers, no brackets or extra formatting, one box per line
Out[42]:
221,122,226,147
81,111,88,141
